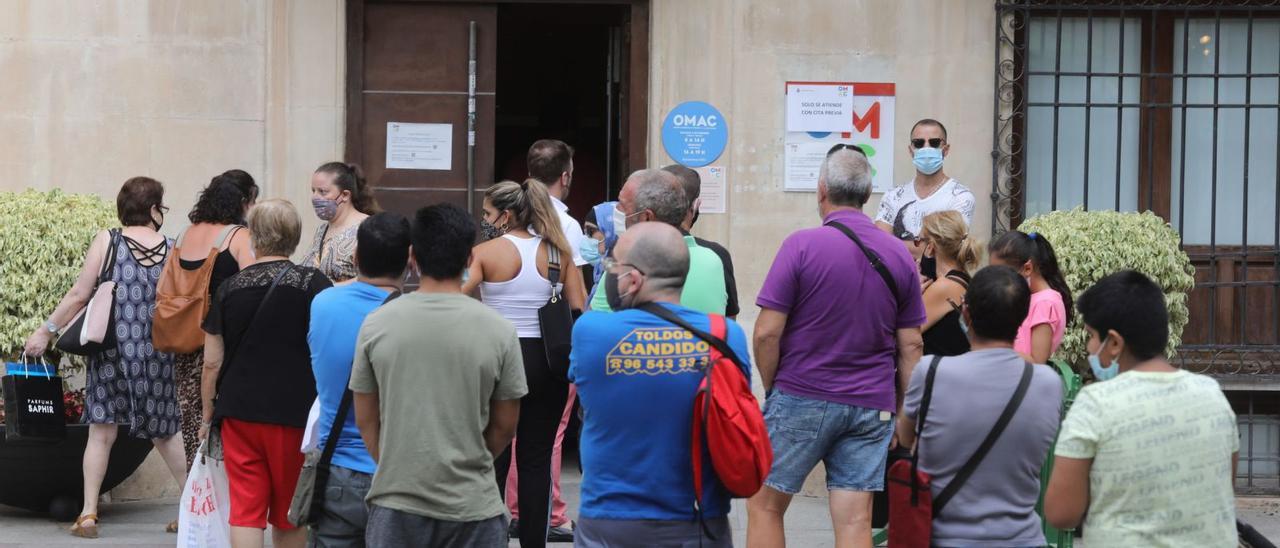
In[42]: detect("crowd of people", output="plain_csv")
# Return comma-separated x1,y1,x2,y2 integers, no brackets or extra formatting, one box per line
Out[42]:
19,120,1243,548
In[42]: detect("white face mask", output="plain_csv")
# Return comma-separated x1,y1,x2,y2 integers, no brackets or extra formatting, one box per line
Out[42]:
612,206,627,235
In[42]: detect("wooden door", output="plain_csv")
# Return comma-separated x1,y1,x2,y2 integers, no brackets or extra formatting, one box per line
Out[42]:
346,1,497,218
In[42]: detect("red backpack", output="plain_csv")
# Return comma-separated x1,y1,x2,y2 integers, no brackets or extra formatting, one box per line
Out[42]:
639,304,773,502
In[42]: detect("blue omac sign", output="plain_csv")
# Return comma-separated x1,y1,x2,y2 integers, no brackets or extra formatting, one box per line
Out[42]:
661,101,727,168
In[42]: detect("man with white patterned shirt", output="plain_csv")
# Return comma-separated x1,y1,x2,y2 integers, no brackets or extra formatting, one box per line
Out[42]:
874,119,976,263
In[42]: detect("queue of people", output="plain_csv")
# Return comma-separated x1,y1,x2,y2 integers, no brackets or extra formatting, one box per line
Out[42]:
18,125,1243,548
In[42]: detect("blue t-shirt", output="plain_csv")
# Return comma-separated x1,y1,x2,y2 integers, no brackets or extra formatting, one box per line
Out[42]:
308,281,393,474
568,303,752,521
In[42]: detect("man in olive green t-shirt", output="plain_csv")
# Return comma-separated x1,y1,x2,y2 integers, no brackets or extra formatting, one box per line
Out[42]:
588,168,728,315
351,204,527,546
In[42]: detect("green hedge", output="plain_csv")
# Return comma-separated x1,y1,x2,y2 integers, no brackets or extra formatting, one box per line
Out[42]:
1019,209,1195,367
0,189,118,365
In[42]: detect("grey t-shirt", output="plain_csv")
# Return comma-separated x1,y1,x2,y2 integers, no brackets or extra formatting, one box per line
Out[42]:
350,292,528,522
904,349,1064,547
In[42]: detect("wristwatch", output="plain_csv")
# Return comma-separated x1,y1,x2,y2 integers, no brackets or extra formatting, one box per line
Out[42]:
45,320,60,335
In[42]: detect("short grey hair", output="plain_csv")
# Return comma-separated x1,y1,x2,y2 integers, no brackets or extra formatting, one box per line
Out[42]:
631,169,688,226
820,149,873,207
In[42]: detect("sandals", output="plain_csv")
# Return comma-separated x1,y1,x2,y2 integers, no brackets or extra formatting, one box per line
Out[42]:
70,514,99,539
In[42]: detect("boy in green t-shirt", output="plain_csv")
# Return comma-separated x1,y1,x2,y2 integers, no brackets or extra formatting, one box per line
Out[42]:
1045,270,1239,547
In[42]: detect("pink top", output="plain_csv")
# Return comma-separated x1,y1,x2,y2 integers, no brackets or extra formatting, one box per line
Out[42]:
1014,288,1066,360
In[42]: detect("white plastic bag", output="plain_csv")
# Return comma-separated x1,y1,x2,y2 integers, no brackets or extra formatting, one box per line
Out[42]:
177,442,232,548
301,398,321,452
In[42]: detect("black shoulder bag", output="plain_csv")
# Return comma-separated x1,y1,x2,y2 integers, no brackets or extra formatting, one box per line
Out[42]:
826,221,900,301
289,290,400,527
538,243,575,381
56,229,121,356
204,263,293,460
921,358,1035,515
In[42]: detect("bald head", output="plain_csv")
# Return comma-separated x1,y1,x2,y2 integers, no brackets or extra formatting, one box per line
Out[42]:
619,169,687,228
614,221,689,296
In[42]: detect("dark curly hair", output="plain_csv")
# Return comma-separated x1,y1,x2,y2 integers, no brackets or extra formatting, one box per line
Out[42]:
188,179,248,225
214,169,258,205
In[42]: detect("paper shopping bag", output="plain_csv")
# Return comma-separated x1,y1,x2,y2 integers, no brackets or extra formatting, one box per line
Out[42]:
2,363,66,443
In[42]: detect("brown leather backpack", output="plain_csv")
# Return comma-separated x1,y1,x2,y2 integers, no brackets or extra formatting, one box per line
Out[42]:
154,225,241,353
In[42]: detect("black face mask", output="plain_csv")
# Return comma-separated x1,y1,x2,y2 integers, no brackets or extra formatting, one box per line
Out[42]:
604,271,626,310
479,220,504,241
690,210,700,229
919,254,937,280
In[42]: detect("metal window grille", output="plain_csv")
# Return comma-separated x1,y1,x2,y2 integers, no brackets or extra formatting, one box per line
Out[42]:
994,0,1280,494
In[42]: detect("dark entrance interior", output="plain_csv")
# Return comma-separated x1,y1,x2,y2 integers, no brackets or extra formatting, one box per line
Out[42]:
493,4,627,218
345,0,647,222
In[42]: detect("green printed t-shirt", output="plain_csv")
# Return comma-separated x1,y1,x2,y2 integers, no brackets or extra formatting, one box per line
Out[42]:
589,235,727,315
350,292,528,522
1055,369,1239,547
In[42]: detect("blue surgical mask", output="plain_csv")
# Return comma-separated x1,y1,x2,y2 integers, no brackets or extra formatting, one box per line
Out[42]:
912,147,944,175
578,236,603,265
1088,336,1120,381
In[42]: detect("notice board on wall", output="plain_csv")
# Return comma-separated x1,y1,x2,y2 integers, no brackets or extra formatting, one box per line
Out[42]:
783,82,895,193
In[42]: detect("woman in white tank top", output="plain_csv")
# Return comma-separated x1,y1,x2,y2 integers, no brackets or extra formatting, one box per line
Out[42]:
463,179,585,548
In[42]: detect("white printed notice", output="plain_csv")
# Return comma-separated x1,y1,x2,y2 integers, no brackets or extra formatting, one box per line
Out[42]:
783,82,895,193
693,166,727,214
785,83,854,133
386,122,452,170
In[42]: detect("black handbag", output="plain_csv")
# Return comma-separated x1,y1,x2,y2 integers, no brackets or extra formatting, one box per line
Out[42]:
56,229,121,356
2,360,67,442
538,243,575,381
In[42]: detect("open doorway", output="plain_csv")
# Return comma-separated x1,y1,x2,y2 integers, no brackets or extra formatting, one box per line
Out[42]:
493,4,627,220
345,0,646,219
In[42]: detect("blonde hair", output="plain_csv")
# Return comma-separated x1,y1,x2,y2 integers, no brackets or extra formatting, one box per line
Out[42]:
485,179,571,257
246,199,302,257
921,210,982,273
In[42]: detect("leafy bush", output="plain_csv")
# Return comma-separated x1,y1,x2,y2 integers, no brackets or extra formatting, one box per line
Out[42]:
0,189,118,367
1018,209,1195,367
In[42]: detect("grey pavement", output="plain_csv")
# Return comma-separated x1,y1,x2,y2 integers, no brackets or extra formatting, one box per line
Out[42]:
0,468,1276,547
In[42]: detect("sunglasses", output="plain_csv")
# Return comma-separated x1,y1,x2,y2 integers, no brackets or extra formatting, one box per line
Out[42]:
827,143,868,157
911,138,945,149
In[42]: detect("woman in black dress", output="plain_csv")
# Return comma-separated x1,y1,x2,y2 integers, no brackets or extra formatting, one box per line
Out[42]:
918,210,982,356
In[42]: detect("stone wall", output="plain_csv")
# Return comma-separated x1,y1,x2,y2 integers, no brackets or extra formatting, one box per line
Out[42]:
0,0,345,500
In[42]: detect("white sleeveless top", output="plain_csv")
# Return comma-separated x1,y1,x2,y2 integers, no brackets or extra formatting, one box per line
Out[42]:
481,234,554,338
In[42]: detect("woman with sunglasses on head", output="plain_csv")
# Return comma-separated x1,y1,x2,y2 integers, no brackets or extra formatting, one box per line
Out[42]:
873,119,977,273
463,179,586,548
917,211,983,357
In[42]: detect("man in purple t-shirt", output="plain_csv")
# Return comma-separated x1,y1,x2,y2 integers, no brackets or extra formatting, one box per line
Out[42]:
746,148,926,547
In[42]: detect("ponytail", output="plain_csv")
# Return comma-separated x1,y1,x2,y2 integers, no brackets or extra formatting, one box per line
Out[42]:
315,161,381,214
485,179,571,258
990,230,1074,325
1031,233,1074,325
955,236,983,273
921,210,982,273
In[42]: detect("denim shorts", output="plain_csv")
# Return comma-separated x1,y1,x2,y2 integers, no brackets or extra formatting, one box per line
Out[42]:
762,389,894,494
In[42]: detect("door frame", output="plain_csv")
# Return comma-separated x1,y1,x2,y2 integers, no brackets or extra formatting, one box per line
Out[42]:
344,0,649,186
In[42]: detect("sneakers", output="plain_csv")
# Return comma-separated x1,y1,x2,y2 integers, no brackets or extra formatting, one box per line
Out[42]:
548,522,575,543
507,519,576,542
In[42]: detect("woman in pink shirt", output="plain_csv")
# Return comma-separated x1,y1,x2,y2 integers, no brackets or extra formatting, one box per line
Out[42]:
989,230,1073,363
